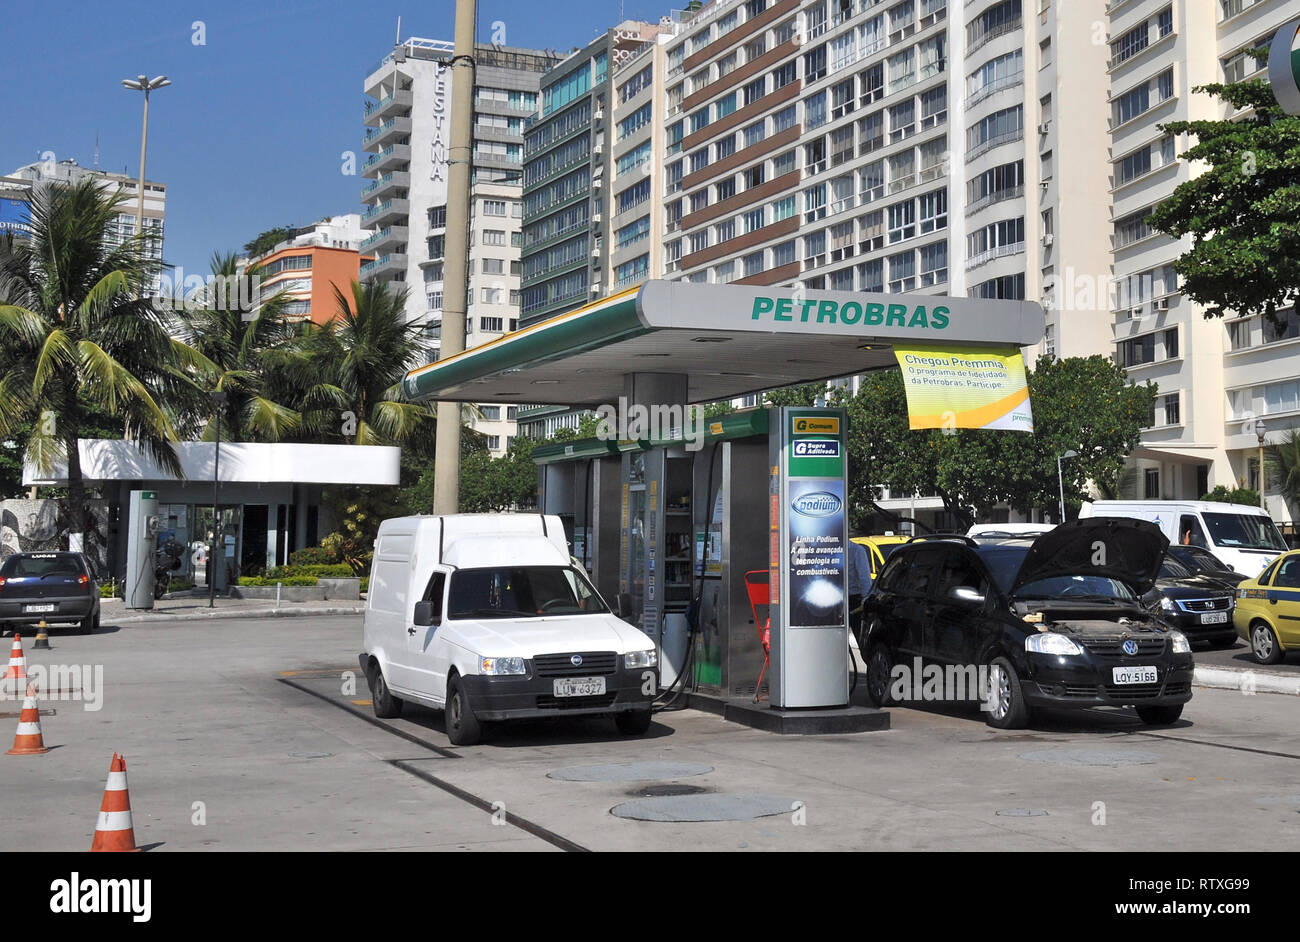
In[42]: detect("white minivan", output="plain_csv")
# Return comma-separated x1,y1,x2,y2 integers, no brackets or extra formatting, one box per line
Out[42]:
1078,500,1287,576
359,513,659,745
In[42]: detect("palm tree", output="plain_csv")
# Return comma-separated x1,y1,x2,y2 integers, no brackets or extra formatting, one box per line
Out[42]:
291,280,439,450
0,178,204,545
1266,429,1300,520
171,252,301,442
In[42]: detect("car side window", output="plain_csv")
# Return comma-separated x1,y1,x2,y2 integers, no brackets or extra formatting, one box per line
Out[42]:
1258,558,1282,586
1272,557,1300,589
935,550,987,598
894,546,946,597
422,571,446,620
1179,515,1208,549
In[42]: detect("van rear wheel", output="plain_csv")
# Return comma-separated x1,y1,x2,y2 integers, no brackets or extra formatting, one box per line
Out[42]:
446,674,482,746
370,664,404,719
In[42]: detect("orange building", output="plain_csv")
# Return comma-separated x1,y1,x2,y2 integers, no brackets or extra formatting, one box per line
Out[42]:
251,214,373,325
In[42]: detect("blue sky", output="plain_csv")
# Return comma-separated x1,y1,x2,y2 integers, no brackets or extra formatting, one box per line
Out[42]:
2,0,665,277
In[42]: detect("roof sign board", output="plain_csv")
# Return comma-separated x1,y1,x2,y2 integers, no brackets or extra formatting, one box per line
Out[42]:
893,344,1033,432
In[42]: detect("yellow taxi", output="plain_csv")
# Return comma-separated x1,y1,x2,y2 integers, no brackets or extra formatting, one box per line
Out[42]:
851,534,910,582
1233,549,1300,664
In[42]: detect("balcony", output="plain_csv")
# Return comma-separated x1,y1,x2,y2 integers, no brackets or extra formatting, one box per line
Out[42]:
361,143,411,178
363,89,413,126
964,241,1025,271
361,198,410,228
363,116,413,151
359,225,408,254
359,252,408,280
360,171,410,202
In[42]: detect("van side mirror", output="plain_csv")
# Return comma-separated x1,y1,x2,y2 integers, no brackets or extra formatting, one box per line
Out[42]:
413,600,440,627
948,586,985,608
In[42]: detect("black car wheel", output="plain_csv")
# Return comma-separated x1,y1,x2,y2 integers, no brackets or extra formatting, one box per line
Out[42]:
445,674,482,746
369,663,404,718
1249,621,1285,665
78,610,98,635
864,644,895,708
615,708,652,735
1136,704,1183,725
984,656,1030,729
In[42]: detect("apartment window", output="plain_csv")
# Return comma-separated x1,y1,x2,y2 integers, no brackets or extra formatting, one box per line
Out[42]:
715,93,738,120
920,86,947,128
716,219,736,242
429,206,447,228
1144,469,1160,498
859,111,884,153
919,241,947,286
1040,149,1053,180
804,184,827,222
1110,22,1149,66
481,288,504,304
859,258,884,292
918,35,946,80
482,258,504,275
745,36,767,63
774,18,798,45
481,316,504,332
773,150,797,176
483,199,507,216
889,100,915,142
968,50,1023,101
806,91,828,130
426,290,443,311
830,30,857,72
1117,333,1156,368
480,406,501,421
918,189,947,233
617,179,653,214
744,207,766,233
619,66,653,104
1157,7,1173,38
482,229,506,246
1164,327,1179,359
1039,37,1051,68
690,189,710,214
772,105,797,133
887,200,915,243
968,159,1023,207
888,150,914,189
689,107,709,135
744,163,766,189
860,63,885,104
615,217,650,250
689,230,710,255
1263,308,1300,343
715,260,737,284
743,251,765,277
773,240,797,267
617,140,653,176
772,195,797,222
717,177,737,201
772,62,797,90
888,250,916,292
1114,208,1153,249
968,0,1021,54
968,217,1024,258
887,48,915,94
689,148,710,174
805,45,828,83
744,120,766,149
967,105,1023,156
1161,393,1180,426
716,135,737,160
971,273,1025,299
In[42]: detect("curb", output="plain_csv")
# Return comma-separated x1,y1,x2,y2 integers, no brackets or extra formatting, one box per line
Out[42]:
106,606,365,626
1194,664,1300,696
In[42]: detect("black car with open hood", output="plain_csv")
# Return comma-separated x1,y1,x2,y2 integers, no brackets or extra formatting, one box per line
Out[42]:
860,518,1194,729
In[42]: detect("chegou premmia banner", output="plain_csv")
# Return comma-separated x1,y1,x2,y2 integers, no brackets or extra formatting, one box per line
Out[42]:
893,344,1034,432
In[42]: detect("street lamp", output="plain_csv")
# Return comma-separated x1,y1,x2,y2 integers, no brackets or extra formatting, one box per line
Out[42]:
208,390,228,609
1255,418,1267,510
1058,449,1078,523
120,75,171,257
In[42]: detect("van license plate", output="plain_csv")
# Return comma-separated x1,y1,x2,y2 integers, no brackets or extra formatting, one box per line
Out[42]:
23,604,55,613
553,677,605,698
1200,612,1228,625
1112,666,1158,685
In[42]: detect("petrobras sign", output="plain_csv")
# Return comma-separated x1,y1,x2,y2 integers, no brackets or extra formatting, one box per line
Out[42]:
1269,20,1300,116
791,490,842,517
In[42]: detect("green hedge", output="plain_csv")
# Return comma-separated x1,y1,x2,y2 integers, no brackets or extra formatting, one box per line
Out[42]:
360,576,369,594
289,546,337,566
237,575,319,587
266,564,353,579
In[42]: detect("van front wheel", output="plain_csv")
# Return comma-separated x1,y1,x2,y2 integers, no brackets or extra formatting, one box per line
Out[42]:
615,708,652,735
446,674,483,746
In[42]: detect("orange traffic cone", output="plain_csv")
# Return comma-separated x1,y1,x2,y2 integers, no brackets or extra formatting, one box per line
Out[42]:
1,634,27,683
90,753,140,852
6,684,48,755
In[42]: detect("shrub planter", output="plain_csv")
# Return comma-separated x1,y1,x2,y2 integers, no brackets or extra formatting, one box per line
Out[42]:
230,585,327,602
319,577,361,601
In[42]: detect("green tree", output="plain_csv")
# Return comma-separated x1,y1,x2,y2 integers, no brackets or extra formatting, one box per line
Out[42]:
291,280,436,450
243,226,294,259
1266,429,1300,518
763,382,828,407
1146,68,1300,320
170,252,302,442
459,434,540,512
0,179,204,541
1201,484,1260,506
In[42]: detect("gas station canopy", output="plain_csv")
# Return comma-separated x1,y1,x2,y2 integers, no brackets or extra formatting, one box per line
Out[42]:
404,281,1045,405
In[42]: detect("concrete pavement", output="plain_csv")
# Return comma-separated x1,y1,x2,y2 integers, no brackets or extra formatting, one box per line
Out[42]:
0,614,1296,852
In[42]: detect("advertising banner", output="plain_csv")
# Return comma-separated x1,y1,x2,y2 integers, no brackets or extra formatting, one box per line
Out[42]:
787,479,847,627
893,344,1033,432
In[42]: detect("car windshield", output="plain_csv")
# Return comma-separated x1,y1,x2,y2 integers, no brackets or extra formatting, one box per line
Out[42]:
446,565,608,619
0,554,84,578
1202,513,1287,552
977,545,1137,601
1173,547,1230,573
1160,558,1193,579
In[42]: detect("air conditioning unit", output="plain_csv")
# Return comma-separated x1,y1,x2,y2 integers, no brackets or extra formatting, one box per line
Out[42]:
590,282,602,293
594,107,604,120
1154,296,1170,311
592,246,601,258
593,177,603,188
592,212,602,223
1037,122,1051,135
1041,233,1054,247
593,141,604,154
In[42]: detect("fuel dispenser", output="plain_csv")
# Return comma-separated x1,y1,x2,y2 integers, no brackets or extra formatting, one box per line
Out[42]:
124,489,158,610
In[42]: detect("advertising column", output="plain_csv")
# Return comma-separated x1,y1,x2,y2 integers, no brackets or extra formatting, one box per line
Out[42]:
769,408,849,708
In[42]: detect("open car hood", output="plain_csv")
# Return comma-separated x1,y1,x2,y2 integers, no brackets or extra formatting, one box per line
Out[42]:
1011,518,1169,596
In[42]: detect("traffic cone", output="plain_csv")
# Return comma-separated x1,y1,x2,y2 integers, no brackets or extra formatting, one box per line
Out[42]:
2,635,28,684
90,753,140,852
32,621,50,650
6,684,48,755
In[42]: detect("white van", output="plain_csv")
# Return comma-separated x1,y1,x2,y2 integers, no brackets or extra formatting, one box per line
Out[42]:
1078,500,1287,576
360,513,658,745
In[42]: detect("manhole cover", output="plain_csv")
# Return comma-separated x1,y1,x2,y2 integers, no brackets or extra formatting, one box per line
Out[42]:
288,752,334,759
548,761,713,782
610,793,798,822
1018,748,1159,767
995,808,1049,817
1255,795,1300,805
628,783,708,798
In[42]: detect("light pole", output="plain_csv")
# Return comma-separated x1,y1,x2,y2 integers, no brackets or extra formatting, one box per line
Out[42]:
1058,449,1078,523
120,75,171,256
209,390,227,608
1256,418,1267,510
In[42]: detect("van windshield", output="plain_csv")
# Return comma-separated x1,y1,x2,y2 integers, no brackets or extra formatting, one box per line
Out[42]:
1202,513,1287,552
447,566,608,619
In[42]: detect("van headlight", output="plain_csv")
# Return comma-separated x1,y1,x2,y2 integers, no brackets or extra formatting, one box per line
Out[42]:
1169,631,1191,655
480,657,527,675
1025,632,1084,656
624,649,658,669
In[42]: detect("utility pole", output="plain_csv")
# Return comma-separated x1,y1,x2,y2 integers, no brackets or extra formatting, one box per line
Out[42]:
432,0,476,514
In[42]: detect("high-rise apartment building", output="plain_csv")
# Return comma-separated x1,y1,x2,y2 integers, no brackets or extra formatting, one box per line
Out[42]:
1109,0,1298,524
249,214,372,325
362,36,553,455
